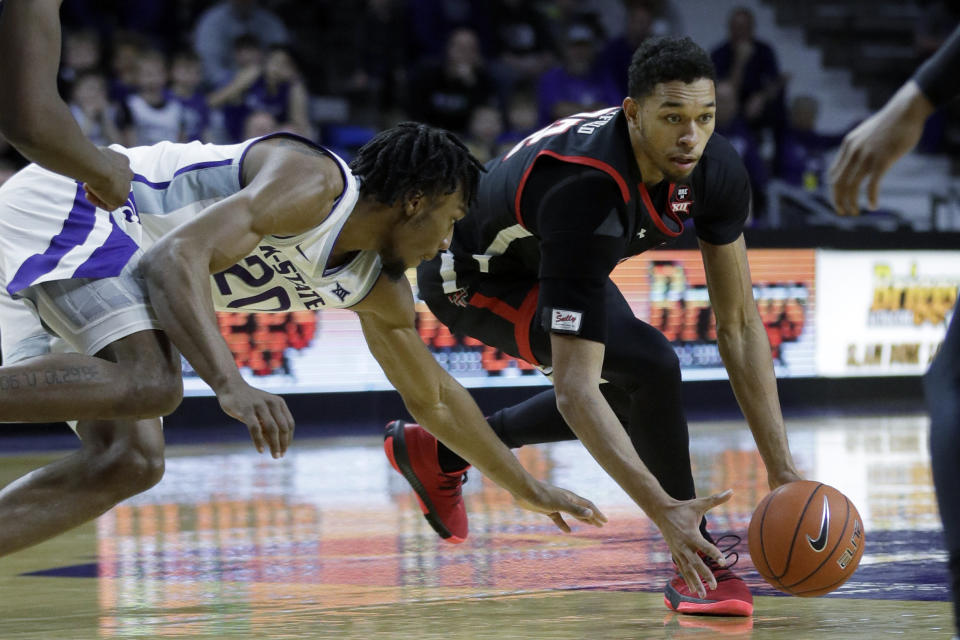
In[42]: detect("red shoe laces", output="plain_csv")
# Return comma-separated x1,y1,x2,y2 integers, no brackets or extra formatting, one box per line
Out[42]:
436,471,468,498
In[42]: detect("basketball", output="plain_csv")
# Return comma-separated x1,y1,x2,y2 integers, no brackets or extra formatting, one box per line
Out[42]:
748,480,865,597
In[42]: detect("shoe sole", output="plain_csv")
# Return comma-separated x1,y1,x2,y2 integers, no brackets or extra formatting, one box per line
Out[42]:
663,584,753,617
384,420,465,544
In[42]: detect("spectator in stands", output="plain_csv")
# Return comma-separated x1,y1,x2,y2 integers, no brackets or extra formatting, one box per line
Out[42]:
242,110,281,139
541,0,606,53
600,0,657,97
245,46,312,138
58,29,102,95
488,0,556,100
643,0,686,37
406,0,494,63
170,51,212,143
465,104,506,163
118,49,185,145
109,32,146,104
194,0,291,88
777,95,847,192
710,7,788,157
407,27,498,136
347,0,411,121
537,21,620,125
715,80,767,218
502,85,540,144
207,35,266,143
68,71,125,147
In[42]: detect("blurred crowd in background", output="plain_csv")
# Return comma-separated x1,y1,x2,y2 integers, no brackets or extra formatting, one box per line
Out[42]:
0,0,958,227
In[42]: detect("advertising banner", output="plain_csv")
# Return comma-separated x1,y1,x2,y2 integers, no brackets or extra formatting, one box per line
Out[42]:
815,251,959,377
184,249,818,396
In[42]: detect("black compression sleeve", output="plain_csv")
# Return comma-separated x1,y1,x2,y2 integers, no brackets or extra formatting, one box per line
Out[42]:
525,163,628,344
914,24,960,108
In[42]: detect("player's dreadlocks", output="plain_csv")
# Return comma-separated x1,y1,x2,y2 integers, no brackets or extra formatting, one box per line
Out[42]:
349,122,484,206
628,36,715,99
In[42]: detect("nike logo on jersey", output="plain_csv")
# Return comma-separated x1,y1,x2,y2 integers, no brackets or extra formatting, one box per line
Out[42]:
806,494,831,552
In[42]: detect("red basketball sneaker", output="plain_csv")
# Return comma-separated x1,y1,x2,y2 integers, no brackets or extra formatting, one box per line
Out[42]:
384,420,470,543
663,543,754,616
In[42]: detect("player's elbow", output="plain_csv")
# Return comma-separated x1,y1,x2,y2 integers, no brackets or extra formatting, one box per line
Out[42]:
0,103,45,150
142,237,194,291
402,380,454,432
554,380,597,423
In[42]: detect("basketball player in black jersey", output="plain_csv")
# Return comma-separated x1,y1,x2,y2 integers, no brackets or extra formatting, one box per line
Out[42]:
832,24,960,639
385,37,803,616
0,0,132,209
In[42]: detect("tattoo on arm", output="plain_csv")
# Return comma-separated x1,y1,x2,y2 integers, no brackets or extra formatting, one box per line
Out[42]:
0,366,100,390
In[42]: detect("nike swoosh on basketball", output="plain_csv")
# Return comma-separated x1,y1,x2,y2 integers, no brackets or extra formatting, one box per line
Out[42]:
806,494,830,552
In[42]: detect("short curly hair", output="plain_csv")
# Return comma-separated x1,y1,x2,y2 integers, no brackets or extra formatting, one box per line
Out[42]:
627,36,715,99
349,122,484,206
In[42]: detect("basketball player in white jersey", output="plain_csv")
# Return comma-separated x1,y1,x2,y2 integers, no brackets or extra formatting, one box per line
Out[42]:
0,124,605,556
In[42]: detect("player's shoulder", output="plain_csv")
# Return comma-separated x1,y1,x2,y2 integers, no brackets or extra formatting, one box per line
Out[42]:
694,133,749,188
244,135,344,194
701,133,743,165
352,272,416,326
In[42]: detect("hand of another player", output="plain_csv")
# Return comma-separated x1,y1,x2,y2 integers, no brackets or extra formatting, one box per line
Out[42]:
653,490,734,599
513,481,608,532
829,83,932,216
83,148,133,211
217,382,296,458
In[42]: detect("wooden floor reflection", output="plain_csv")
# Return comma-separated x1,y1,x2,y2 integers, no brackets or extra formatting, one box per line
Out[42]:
0,414,952,639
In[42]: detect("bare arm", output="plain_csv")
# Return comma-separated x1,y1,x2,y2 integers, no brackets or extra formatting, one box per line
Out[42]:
550,333,732,598
354,277,606,531
829,81,934,215
285,82,312,137
0,0,132,210
700,235,802,488
206,65,262,109
141,140,335,456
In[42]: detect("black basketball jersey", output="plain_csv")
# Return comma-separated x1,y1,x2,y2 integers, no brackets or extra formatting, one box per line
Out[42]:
446,107,751,284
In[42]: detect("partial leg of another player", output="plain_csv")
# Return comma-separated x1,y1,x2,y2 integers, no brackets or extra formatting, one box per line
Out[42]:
0,417,164,557
924,311,960,636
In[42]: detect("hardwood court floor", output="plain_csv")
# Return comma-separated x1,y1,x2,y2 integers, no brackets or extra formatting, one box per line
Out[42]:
0,415,952,639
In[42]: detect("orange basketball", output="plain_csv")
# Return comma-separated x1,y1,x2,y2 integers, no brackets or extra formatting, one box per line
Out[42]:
747,480,865,597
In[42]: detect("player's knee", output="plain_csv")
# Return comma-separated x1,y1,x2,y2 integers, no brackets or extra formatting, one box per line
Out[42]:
137,374,183,416
119,357,183,417
89,440,165,496
103,332,184,417
619,322,681,381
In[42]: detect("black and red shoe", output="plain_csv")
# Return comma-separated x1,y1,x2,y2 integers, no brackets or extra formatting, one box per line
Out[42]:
384,420,470,543
663,536,754,616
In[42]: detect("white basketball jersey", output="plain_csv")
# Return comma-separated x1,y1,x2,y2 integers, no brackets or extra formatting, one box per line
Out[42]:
0,133,381,312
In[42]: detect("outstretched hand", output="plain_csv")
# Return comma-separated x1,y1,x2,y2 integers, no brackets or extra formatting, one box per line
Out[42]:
653,489,734,599
513,481,608,533
217,382,295,458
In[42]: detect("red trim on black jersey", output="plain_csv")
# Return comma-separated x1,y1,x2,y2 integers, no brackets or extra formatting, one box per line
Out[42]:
468,286,541,366
639,182,684,238
513,150,632,228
